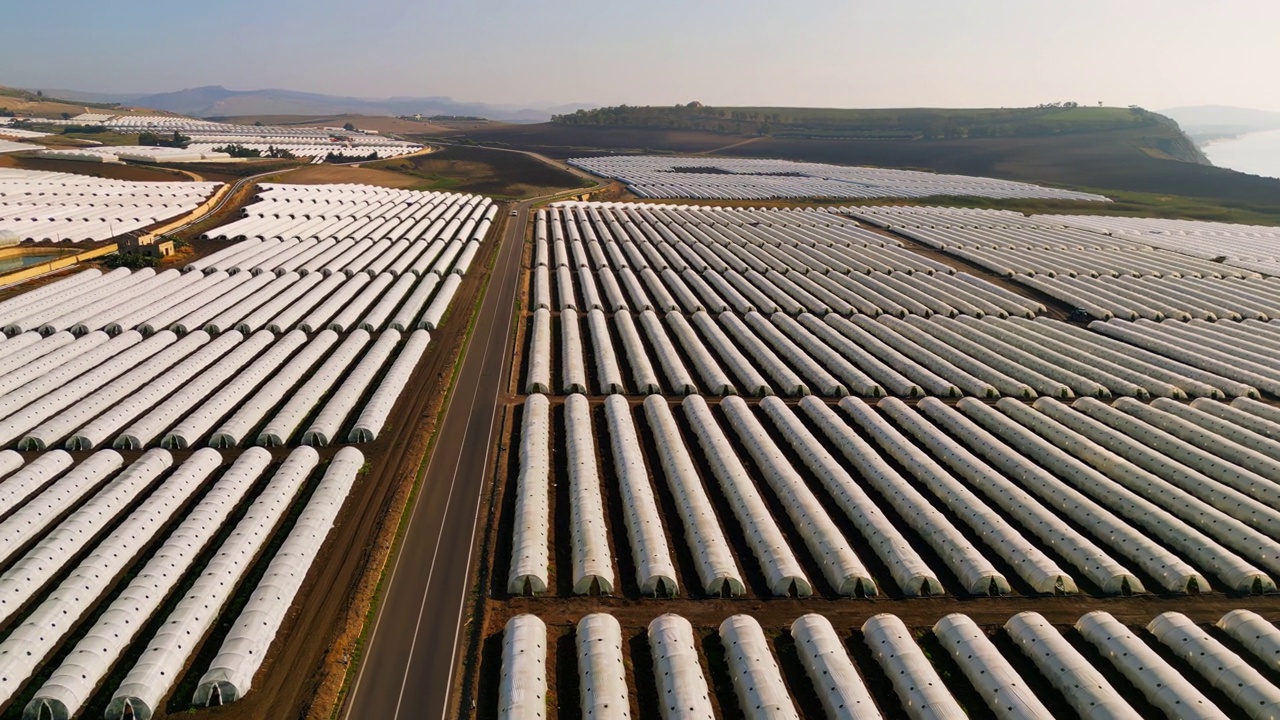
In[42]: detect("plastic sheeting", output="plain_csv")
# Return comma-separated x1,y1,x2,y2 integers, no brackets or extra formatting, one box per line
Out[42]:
997,398,1275,592
1006,611,1140,720
107,447,319,720
61,330,243,450
0,449,181,623
1077,610,1228,720
642,397,743,596
163,331,307,448
684,396,811,597
604,396,677,596
648,614,714,720
802,397,1004,595
885,397,1137,594
0,450,75,519
848,396,1071,593
791,614,881,720
577,614,631,719
564,394,615,595
24,450,272,720
722,396,874,596
303,330,400,445
498,615,547,720
348,329,431,442
0,450,215,705
113,330,275,450
0,450,126,568
719,615,799,720
1149,612,1280,720
761,398,939,595
526,308,552,395
194,447,362,706
209,330,339,447
1217,610,1280,677
508,395,550,595
862,614,966,720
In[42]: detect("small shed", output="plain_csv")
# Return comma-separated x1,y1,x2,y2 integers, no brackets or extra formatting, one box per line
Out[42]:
119,235,175,258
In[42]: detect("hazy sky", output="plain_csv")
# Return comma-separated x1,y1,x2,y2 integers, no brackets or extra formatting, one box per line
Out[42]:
5,0,1279,111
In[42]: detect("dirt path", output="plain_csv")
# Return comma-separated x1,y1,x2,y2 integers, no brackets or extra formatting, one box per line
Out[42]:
698,135,764,155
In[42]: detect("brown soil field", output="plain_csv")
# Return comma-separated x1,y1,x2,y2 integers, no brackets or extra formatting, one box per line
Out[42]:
158,159,304,183
0,154,190,182
449,123,734,158
364,145,590,199
263,164,431,189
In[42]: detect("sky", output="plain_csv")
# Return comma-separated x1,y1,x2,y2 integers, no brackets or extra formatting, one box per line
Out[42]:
4,0,1279,111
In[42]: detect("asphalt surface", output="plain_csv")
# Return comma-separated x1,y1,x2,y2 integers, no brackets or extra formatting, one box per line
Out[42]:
341,200,527,720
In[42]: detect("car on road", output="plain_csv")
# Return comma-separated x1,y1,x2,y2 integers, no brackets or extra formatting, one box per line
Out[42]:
510,210,518,216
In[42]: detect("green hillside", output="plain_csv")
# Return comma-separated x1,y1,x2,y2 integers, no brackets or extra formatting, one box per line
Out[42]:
551,104,1207,162
429,103,1280,219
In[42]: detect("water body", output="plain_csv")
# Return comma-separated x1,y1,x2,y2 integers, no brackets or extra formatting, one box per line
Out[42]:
0,252,68,274
1202,128,1280,179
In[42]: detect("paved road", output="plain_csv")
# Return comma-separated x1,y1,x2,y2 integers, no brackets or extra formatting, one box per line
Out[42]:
340,200,527,720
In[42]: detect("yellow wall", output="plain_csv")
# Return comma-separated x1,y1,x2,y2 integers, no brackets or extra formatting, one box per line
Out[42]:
0,244,117,288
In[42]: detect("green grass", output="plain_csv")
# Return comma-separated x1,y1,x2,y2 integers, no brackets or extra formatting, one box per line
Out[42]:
1035,106,1136,122
57,132,143,146
553,104,1169,143
366,145,586,200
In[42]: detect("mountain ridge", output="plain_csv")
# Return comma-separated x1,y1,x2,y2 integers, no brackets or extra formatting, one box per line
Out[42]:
23,85,598,123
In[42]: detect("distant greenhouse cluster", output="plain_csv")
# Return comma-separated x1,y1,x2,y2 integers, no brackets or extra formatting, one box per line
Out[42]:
569,155,1111,201
37,146,235,164
185,143,416,160
850,206,1280,323
0,125,52,140
0,168,222,242
35,113,424,162
0,139,38,155
204,183,496,245
1051,214,1280,276
104,115,421,153
0,183,494,452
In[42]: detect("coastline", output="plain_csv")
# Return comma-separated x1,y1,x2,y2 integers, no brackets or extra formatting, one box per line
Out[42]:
1198,128,1280,179
1195,128,1275,149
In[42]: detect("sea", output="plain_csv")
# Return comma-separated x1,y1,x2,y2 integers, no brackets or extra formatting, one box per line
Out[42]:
1201,128,1280,180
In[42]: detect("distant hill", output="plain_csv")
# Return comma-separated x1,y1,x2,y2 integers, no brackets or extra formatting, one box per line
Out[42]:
35,85,596,124
449,104,1280,210
1161,105,1280,143
0,85,132,117
554,104,1203,154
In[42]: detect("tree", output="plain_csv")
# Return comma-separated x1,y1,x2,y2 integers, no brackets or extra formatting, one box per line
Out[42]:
343,122,355,131
213,144,262,158
61,112,71,121
139,130,190,147
35,90,42,98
